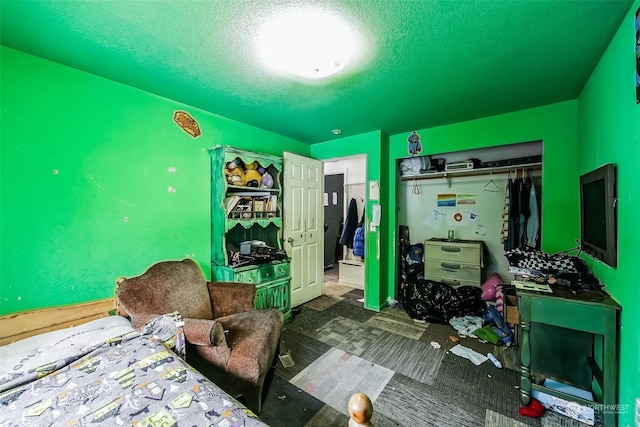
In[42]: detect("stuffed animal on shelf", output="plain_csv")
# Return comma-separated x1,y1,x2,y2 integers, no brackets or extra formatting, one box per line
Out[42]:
226,157,243,170
261,172,274,189
243,169,262,187
225,167,245,186
245,160,261,170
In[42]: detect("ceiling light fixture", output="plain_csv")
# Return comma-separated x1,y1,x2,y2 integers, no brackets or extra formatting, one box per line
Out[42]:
332,129,342,135
257,9,356,79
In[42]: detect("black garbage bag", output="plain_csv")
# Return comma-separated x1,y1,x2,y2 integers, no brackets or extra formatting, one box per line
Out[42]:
405,262,423,284
401,279,485,323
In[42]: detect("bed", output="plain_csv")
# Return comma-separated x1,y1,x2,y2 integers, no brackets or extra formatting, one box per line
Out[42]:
0,299,268,426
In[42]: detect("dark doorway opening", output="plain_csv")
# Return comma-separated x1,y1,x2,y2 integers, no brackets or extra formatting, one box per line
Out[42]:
324,174,344,269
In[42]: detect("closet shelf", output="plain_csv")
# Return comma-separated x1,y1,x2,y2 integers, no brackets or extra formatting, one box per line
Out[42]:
400,162,542,182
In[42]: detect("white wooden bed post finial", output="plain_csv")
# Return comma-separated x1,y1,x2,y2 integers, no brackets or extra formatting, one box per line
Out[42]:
348,392,373,426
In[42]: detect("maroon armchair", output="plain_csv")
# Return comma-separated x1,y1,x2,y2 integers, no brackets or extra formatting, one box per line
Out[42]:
116,258,283,415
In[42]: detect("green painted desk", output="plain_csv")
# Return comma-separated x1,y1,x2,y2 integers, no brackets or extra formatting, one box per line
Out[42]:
518,288,621,426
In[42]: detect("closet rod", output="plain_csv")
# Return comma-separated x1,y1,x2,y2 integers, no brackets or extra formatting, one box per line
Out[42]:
400,162,542,182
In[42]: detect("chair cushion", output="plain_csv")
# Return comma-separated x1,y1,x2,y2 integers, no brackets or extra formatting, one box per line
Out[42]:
117,259,213,321
208,309,283,384
183,318,227,347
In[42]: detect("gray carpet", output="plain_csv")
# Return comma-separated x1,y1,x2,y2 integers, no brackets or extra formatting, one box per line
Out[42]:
260,375,325,427
304,294,342,311
361,330,446,384
259,286,590,427
323,299,378,323
276,329,332,381
304,404,349,426
486,409,531,426
434,352,535,425
307,316,385,356
341,288,366,306
375,373,487,427
365,312,428,340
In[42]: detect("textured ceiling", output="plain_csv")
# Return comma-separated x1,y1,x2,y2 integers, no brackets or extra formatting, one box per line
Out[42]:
0,0,632,144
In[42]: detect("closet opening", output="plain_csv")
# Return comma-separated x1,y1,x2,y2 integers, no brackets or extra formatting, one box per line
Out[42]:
396,140,543,296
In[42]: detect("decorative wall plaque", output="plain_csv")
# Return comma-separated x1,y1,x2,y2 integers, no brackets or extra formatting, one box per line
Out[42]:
173,110,201,137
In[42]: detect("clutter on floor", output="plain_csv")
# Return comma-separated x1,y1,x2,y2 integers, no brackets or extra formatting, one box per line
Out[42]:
518,397,545,418
487,353,503,368
449,344,489,366
532,378,595,425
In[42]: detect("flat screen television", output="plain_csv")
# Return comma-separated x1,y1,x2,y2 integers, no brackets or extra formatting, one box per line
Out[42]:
579,163,617,267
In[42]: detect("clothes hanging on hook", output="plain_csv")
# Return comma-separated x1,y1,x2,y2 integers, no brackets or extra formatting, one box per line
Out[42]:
339,198,359,248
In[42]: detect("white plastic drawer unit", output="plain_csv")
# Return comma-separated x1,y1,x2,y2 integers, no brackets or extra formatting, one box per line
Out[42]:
424,260,481,282
423,240,481,263
423,238,484,286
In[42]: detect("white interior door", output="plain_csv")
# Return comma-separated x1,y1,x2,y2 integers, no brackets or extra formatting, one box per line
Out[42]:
283,152,323,307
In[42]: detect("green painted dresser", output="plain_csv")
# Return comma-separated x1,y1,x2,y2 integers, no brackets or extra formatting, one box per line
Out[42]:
518,288,621,426
209,146,291,322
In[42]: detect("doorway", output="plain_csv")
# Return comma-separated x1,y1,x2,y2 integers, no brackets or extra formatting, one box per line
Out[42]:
322,155,367,292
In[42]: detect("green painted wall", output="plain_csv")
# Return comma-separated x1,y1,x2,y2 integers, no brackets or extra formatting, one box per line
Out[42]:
383,101,579,301
310,131,385,310
577,3,640,424
0,46,309,316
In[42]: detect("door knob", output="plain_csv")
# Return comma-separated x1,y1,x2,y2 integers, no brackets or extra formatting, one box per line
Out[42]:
286,237,294,244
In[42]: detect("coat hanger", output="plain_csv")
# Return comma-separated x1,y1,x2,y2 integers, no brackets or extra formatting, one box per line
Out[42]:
483,173,501,192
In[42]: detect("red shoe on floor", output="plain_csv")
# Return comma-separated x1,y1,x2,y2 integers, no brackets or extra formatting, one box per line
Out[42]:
518,398,545,418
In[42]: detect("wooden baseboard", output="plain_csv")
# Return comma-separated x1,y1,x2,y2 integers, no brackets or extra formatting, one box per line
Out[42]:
0,298,116,346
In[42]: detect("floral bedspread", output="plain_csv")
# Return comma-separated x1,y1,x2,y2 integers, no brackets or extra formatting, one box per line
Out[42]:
0,314,268,426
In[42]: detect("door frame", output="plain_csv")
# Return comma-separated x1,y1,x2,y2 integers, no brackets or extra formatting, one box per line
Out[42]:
322,155,368,290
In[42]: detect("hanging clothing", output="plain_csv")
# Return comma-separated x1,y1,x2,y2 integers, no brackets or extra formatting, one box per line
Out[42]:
353,227,365,257
518,174,531,247
526,182,540,248
504,177,520,251
518,175,531,219
352,206,366,257
500,180,510,245
339,198,359,248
